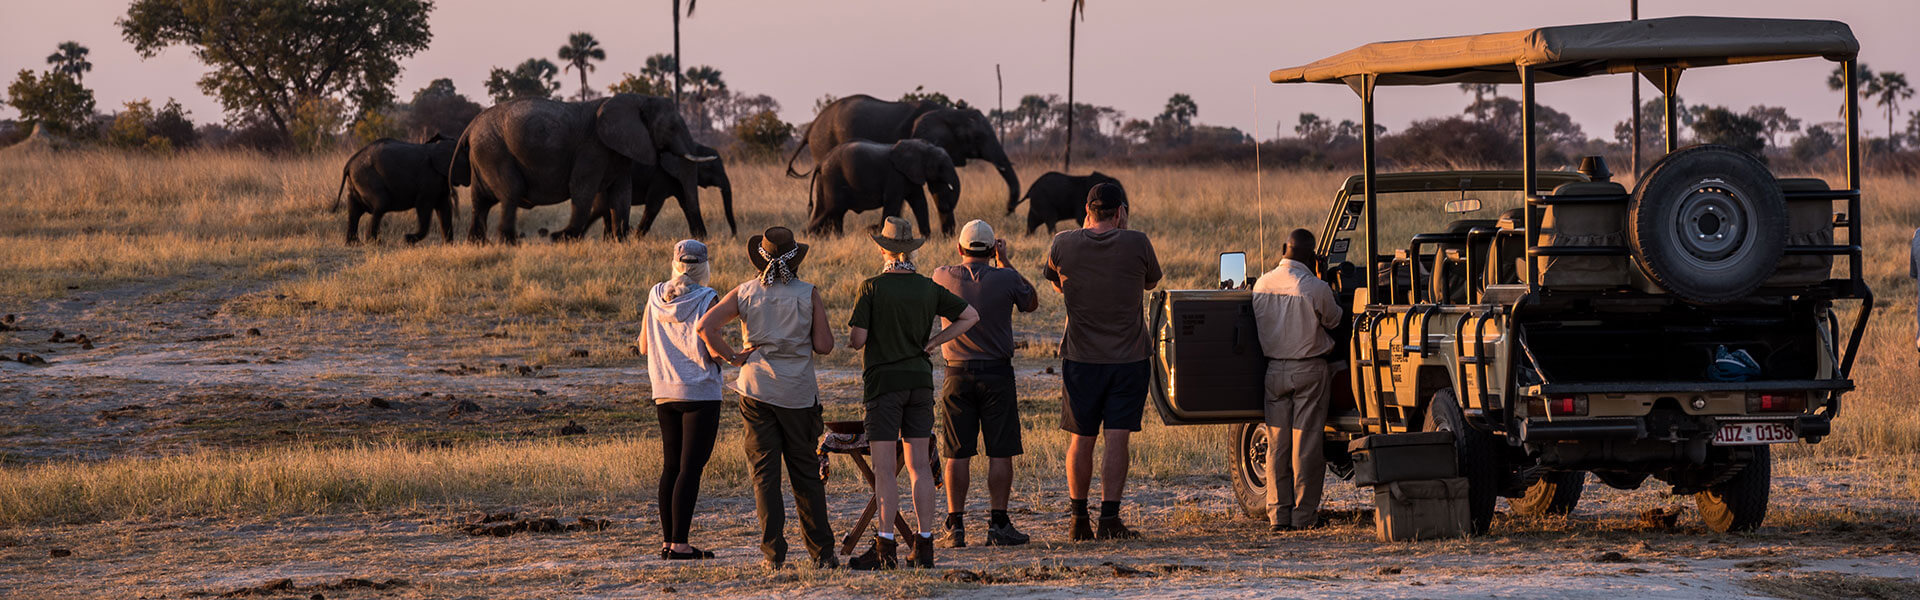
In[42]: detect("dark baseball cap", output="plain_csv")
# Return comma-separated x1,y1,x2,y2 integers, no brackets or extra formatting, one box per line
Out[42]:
1087,182,1128,211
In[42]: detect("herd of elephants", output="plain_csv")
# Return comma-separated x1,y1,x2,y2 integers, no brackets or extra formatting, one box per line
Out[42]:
331,93,1126,244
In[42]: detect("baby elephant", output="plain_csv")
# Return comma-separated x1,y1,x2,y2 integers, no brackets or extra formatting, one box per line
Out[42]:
332,134,460,244
807,139,961,236
1015,171,1122,234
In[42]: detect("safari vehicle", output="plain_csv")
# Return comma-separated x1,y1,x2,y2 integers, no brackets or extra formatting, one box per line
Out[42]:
1150,17,1870,533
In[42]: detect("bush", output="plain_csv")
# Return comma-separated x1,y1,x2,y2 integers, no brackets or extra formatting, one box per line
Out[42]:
106,98,196,152
733,110,793,157
5,69,95,134
1382,117,1518,169
404,78,482,140
352,109,404,147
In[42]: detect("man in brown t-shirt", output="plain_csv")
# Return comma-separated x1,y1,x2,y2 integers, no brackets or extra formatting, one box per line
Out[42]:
1041,182,1163,541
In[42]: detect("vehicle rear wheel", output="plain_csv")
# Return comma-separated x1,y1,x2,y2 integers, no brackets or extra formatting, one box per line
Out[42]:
1509,471,1585,516
1421,389,1501,535
1229,423,1268,520
1695,445,1771,532
1627,144,1788,304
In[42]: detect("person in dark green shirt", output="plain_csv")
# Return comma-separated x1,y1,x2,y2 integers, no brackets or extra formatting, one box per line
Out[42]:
848,217,979,570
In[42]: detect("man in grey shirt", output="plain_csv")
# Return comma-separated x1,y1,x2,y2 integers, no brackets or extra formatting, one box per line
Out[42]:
931,219,1039,548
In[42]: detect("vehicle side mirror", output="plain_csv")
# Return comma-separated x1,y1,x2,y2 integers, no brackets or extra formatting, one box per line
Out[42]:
1219,251,1248,289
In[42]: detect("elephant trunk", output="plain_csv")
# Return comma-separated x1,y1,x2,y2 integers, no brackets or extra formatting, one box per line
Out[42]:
998,164,1021,216
935,174,963,236
668,156,703,238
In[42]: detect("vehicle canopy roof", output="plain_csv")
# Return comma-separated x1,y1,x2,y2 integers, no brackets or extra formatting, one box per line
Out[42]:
1337,170,1588,197
1270,16,1858,86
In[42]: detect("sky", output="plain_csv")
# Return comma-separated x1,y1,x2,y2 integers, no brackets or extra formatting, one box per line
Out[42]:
3,1,1915,141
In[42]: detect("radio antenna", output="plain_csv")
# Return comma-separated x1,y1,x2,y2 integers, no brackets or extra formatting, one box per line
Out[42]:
1254,85,1265,268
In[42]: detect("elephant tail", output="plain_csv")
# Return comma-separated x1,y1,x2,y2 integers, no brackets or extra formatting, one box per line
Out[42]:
805,171,818,220
783,122,814,179
329,162,350,213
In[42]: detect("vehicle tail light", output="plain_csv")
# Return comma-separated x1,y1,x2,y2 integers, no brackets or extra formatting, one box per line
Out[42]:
1746,392,1806,413
1527,394,1587,417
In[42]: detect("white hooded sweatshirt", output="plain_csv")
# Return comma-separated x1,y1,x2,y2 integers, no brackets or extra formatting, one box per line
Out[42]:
644,281,723,402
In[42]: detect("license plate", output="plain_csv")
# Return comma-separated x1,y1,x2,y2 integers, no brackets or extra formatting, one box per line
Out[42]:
1712,421,1798,446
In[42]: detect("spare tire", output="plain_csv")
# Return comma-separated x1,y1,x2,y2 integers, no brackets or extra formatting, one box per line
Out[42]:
1628,145,1788,304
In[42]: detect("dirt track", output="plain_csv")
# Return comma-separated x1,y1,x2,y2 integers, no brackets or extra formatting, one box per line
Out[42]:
3,279,1919,599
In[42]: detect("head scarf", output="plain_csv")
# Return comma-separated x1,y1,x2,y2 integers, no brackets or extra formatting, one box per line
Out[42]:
759,245,799,285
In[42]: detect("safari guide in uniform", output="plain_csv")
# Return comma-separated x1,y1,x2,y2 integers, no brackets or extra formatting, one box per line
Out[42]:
847,216,980,570
1251,229,1342,532
696,227,839,570
931,219,1040,548
1042,182,1162,541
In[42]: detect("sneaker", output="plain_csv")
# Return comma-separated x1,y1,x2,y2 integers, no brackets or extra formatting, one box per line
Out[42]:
908,535,935,568
1095,516,1140,540
937,522,966,548
985,521,1031,546
847,535,899,571
1068,514,1095,541
665,546,715,560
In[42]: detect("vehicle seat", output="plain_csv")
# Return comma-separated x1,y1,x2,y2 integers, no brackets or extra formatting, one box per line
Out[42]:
1430,220,1492,304
1536,182,1629,288
1770,177,1835,286
1488,208,1526,286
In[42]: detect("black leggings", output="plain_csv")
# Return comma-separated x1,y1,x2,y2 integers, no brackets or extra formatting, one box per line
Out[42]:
657,401,721,544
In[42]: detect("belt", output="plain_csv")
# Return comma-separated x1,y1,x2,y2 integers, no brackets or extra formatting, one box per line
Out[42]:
947,359,1012,369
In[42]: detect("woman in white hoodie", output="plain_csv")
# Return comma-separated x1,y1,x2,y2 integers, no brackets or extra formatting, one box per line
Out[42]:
638,239,724,560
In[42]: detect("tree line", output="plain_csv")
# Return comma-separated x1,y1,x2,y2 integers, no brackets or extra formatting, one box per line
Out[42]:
3,0,1918,173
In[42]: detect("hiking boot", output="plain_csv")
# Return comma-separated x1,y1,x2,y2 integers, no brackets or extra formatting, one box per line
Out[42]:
937,522,966,548
847,535,898,571
1067,514,1095,541
985,521,1031,546
1095,516,1140,540
908,535,935,568
812,553,840,570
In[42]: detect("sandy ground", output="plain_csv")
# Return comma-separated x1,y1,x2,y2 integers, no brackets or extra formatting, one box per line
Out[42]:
3,280,1919,599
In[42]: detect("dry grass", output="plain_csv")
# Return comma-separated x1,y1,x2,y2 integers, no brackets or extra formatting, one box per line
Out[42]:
1,149,1917,527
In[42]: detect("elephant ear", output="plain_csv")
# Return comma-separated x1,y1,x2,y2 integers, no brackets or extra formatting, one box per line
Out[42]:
595,95,658,168
891,142,929,186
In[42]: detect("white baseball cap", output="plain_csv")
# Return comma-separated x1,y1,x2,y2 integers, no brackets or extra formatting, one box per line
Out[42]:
958,220,995,253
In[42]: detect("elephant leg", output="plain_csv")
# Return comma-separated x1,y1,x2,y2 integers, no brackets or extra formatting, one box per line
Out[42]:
636,193,668,237
345,201,365,245
468,188,497,243
368,210,387,243
497,202,520,245
676,190,708,239
405,203,432,244
437,195,455,243
904,187,932,237
557,178,613,242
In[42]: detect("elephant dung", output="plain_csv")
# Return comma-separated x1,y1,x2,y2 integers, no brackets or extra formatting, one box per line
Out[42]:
448,399,483,416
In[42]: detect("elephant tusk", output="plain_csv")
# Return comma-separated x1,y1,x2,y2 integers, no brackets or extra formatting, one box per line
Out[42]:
683,154,719,163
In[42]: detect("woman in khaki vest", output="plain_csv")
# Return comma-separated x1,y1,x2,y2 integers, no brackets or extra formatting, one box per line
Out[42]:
697,226,838,570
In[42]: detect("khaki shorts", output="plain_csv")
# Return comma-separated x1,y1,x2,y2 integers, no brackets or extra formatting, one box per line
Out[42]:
865,387,935,442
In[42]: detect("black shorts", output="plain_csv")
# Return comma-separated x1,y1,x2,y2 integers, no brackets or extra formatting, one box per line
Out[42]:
938,363,1023,459
864,387,935,442
1059,359,1149,436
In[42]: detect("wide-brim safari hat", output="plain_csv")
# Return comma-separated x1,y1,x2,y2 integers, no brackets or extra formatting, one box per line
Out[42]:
870,216,926,253
747,226,809,272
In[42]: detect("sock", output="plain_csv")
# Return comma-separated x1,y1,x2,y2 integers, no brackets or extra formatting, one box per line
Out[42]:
879,532,895,541
1100,501,1121,520
990,510,1011,527
946,511,964,527
1070,498,1089,516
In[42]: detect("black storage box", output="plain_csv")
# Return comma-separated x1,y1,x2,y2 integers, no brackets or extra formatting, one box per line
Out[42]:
1347,431,1458,486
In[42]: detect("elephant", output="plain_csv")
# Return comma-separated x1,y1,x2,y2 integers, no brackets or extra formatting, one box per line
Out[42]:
450,94,712,243
1015,171,1124,235
786,94,1018,214
806,139,960,237
586,143,736,239
330,134,459,244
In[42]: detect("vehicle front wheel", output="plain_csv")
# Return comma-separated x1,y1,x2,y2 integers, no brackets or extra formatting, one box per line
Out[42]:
1509,471,1585,516
1695,445,1771,532
1229,422,1269,520
1422,389,1501,535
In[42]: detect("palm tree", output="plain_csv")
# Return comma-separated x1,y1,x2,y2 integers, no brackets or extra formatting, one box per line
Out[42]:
1061,0,1085,171
672,0,699,103
643,53,680,93
1867,71,1913,150
44,41,91,84
683,65,725,132
557,32,606,101
1827,63,1873,119
1458,83,1497,120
